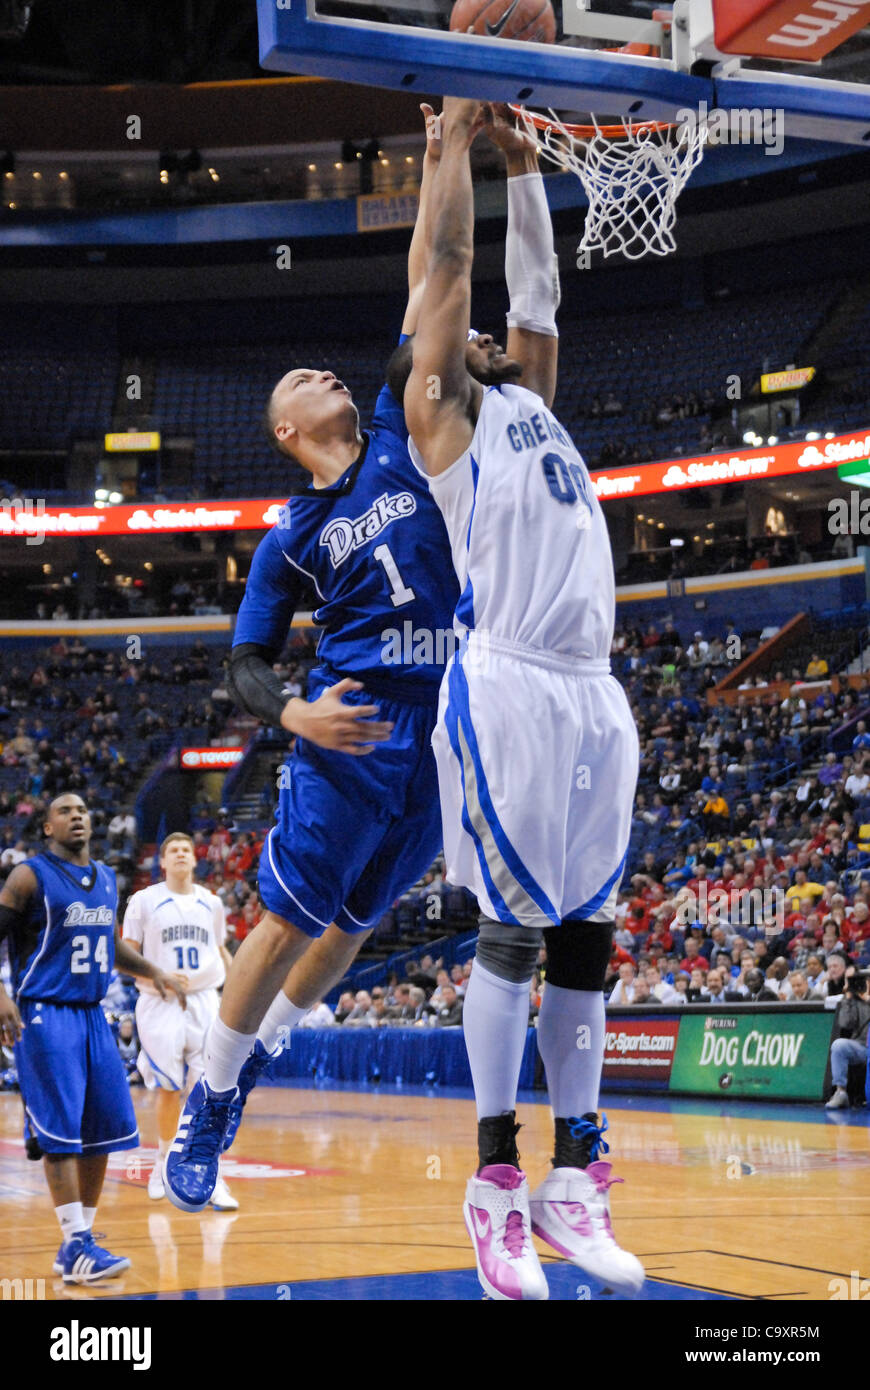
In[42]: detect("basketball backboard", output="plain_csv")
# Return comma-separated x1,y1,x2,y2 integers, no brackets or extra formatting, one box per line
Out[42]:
257,0,870,143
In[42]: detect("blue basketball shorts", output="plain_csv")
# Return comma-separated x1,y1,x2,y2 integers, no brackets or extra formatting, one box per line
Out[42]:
15,999,139,1156
258,673,443,937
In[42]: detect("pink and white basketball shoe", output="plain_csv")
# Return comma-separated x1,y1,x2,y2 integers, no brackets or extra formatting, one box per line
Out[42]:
463,1164,549,1300
529,1161,644,1296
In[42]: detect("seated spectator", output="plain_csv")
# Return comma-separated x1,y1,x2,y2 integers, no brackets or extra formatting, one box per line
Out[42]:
701,968,728,1004
702,790,730,837
116,1014,141,1084
679,937,709,974
687,968,707,1002
408,985,433,1023
805,653,829,680
645,965,679,1004
343,990,376,1025
818,952,849,1000
434,984,464,1027
844,764,870,802
825,969,870,1108
851,719,870,751
787,970,815,1002
805,954,826,991
631,977,657,1006
818,752,844,787
767,956,792,998
450,963,467,996
334,991,357,1024
299,999,336,1027
387,983,431,1024
785,869,824,905
731,968,778,1002
608,961,638,1005
429,969,453,1009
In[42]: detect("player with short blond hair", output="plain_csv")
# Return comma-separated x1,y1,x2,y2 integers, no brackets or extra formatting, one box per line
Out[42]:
123,831,237,1209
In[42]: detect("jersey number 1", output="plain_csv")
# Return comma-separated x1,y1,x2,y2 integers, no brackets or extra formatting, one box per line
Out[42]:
374,543,416,608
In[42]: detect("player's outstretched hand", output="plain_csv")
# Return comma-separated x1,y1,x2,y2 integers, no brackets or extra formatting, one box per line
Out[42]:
282,677,394,755
441,96,489,142
0,989,23,1045
420,103,442,160
484,102,537,156
154,970,188,1010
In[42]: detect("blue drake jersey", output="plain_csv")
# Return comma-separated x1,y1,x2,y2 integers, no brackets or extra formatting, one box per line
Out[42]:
12,852,117,1005
233,383,460,697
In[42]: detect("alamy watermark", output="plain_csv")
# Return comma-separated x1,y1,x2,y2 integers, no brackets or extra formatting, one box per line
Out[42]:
0,496,46,546
380,622,493,671
0,1276,45,1299
675,100,785,158
828,490,870,535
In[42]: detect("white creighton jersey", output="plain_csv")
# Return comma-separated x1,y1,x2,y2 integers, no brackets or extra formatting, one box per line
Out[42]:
122,883,226,994
409,383,614,657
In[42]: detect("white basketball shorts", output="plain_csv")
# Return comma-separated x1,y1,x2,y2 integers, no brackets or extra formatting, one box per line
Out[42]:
135,989,220,1092
433,632,639,930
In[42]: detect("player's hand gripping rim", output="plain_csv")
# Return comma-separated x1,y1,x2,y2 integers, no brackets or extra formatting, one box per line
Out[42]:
281,677,394,755
441,96,490,143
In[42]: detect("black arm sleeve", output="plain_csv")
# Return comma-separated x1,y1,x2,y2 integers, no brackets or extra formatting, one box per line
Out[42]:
227,643,294,729
0,903,26,946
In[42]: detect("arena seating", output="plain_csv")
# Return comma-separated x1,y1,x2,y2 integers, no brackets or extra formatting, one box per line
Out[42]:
0,269,863,495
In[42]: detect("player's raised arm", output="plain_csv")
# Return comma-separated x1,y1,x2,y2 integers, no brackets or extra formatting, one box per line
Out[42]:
485,104,559,409
405,96,487,477
402,102,443,337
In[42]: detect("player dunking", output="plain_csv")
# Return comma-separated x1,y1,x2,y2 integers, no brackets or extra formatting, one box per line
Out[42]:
162,106,460,1212
403,100,643,1300
163,105,562,1214
123,832,237,1210
0,793,184,1283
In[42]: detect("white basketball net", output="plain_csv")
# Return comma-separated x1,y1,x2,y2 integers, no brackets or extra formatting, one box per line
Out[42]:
513,108,707,261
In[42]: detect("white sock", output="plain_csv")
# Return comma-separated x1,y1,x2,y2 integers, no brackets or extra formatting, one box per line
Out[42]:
536,983,605,1119
82,1205,96,1230
157,1137,171,1159
463,960,530,1120
257,991,305,1053
56,1201,85,1242
204,1018,258,1093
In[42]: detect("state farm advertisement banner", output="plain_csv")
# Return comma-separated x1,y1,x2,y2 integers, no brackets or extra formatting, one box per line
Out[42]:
589,427,870,501
712,0,870,61
0,499,286,539
602,1017,680,1082
3,427,869,537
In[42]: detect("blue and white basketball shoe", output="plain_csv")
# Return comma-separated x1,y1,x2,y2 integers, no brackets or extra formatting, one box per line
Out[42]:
164,1078,238,1213
57,1231,131,1284
222,1039,283,1153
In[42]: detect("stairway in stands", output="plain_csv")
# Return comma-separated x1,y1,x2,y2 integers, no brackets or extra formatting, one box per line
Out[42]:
225,737,285,829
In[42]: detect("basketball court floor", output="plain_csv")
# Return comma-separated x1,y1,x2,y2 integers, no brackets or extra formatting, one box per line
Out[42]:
1,1080,867,1301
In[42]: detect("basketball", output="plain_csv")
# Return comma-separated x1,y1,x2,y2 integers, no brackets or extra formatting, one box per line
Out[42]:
449,0,556,44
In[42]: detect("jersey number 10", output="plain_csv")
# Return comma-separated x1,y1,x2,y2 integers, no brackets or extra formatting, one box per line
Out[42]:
174,946,199,971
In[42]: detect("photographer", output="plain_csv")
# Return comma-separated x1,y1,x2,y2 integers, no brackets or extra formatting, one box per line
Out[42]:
825,969,870,1109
